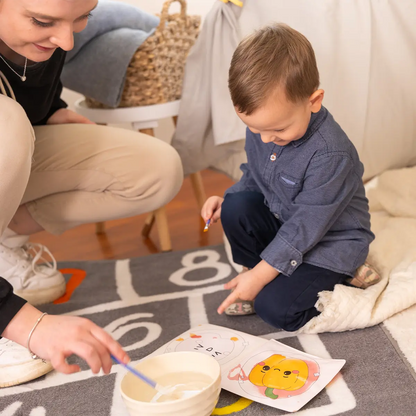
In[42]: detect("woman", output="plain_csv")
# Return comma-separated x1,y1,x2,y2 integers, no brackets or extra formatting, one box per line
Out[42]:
0,0,183,386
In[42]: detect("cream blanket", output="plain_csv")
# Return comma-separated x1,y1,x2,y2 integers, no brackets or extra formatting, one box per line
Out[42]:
299,166,416,333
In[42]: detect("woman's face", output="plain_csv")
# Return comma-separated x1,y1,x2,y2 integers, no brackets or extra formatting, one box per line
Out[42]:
0,0,97,62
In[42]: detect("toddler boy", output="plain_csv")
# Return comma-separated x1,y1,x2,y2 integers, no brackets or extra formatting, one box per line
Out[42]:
201,23,375,331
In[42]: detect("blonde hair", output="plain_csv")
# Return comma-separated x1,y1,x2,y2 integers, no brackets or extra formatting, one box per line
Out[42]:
229,23,320,115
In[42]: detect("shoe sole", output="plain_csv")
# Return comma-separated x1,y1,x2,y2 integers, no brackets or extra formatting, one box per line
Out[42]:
0,359,53,388
225,300,256,316
15,280,67,306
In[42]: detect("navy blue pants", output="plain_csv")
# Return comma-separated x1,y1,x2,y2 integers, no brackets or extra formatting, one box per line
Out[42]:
221,191,349,332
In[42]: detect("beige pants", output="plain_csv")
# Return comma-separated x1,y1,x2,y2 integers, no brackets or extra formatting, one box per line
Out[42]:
0,94,183,235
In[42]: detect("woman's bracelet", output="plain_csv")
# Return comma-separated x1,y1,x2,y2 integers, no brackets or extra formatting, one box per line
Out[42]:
27,312,48,360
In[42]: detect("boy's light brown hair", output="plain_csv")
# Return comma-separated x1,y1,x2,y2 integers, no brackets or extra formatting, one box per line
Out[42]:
229,23,320,115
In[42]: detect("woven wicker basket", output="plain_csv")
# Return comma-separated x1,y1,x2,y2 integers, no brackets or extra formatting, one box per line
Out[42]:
85,0,200,109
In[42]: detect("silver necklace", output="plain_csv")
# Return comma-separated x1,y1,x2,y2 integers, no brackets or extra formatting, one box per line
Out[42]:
0,54,27,82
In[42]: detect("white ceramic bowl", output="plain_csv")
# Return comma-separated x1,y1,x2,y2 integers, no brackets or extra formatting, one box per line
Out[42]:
120,351,222,416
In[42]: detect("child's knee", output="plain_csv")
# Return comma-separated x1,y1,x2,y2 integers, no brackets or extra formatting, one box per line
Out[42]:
254,292,308,332
254,296,287,330
256,306,305,332
221,193,239,226
221,192,264,225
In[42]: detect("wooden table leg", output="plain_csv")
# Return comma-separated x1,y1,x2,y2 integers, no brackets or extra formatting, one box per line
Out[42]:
189,171,207,211
139,127,172,251
96,222,105,234
142,212,156,238
140,128,157,238
154,206,172,252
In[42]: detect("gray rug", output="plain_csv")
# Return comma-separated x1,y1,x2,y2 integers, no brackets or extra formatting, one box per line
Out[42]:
1,245,416,415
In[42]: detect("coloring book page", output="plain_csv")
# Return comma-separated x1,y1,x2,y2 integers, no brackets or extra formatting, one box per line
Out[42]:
149,324,267,365
149,324,345,413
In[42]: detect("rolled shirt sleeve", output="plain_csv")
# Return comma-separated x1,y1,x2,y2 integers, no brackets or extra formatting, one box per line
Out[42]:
261,152,360,276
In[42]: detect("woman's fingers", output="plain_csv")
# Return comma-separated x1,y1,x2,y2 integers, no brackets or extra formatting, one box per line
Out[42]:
50,338,109,375
69,324,128,374
69,340,104,374
50,351,80,374
90,325,130,370
87,336,113,374
26,313,130,376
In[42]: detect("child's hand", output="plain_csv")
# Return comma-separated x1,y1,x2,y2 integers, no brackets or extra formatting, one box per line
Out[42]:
217,269,266,314
217,261,280,314
201,196,224,224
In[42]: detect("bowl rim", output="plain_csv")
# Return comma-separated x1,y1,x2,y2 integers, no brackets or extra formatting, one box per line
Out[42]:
120,351,222,407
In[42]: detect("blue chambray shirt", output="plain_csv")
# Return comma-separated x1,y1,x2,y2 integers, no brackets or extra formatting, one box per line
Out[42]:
225,106,375,277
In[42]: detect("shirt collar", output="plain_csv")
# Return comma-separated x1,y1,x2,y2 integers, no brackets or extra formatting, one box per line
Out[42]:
291,106,328,148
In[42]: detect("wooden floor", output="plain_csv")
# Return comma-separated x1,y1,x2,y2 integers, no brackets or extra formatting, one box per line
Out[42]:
29,169,235,262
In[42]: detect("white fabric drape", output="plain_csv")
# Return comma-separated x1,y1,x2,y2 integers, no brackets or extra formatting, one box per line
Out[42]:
173,0,416,181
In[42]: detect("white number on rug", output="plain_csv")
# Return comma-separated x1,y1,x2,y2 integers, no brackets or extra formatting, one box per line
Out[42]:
104,313,162,352
169,250,232,286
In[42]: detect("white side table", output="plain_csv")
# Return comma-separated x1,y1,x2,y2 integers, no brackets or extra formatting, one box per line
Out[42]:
74,98,206,252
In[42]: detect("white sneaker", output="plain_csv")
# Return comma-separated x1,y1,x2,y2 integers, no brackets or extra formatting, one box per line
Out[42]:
0,229,66,305
0,338,54,388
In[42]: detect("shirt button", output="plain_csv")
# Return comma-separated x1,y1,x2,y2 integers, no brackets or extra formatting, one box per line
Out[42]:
290,260,297,267
274,213,279,219
270,153,277,161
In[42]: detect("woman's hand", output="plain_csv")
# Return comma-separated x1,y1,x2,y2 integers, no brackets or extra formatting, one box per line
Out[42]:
201,196,224,224
29,313,129,374
47,108,95,125
3,303,129,375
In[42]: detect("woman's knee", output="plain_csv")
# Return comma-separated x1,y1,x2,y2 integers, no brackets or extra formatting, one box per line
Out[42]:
151,143,184,206
124,135,183,209
70,125,184,211
0,96,34,186
0,95,34,156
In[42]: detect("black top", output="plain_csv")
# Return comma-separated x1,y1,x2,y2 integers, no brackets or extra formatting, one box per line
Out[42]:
0,279,26,335
0,48,67,125
0,49,68,335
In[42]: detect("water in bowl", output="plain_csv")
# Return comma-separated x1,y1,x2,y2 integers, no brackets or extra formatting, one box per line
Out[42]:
151,371,213,403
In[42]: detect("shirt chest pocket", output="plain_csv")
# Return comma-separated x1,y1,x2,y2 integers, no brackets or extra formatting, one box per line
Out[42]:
274,172,304,205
